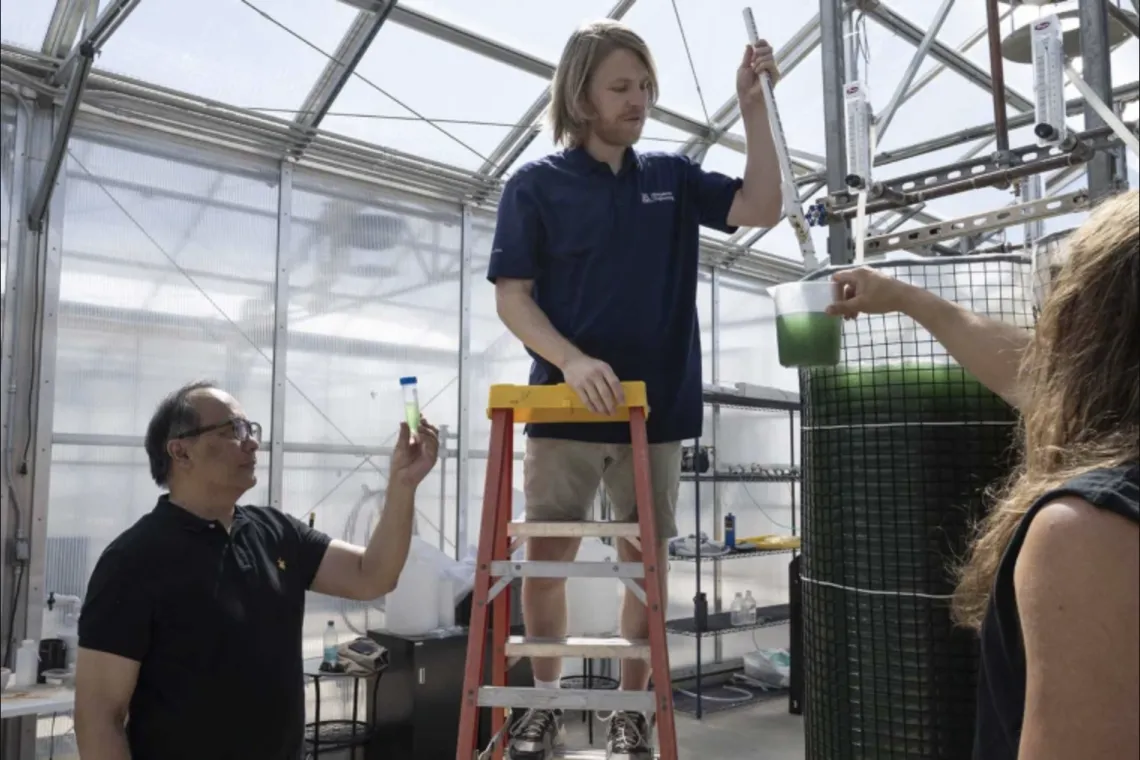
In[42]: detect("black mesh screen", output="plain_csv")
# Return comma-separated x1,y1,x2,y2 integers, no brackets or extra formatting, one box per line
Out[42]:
800,255,1032,760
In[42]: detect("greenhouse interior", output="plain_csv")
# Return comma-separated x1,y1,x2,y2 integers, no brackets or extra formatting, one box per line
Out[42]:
1,0,1138,758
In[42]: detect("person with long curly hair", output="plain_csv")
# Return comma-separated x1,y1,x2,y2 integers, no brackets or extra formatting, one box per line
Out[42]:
826,189,1139,759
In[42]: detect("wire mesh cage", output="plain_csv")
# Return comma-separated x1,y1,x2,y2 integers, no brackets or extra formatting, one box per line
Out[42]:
799,254,1033,759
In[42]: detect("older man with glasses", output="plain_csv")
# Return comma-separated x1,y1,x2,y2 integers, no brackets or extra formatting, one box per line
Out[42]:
73,380,440,760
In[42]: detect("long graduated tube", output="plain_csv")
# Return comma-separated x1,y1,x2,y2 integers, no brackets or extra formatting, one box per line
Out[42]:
400,376,420,433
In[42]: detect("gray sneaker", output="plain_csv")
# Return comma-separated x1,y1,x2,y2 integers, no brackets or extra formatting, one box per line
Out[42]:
508,708,565,760
606,711,653,759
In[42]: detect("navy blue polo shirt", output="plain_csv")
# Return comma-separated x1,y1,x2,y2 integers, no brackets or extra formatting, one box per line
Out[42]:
487,146,742,444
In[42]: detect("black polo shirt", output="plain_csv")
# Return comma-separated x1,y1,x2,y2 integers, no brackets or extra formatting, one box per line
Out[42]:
78,495,332,760
487,147,742,444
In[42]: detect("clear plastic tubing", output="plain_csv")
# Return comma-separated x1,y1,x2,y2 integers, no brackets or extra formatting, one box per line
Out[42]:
400,376,420,433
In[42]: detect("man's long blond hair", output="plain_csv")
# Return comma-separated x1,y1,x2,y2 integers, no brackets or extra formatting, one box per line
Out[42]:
549,20,658,148
952,189,1140,629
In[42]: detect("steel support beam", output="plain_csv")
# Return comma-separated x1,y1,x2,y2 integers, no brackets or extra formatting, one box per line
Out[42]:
796,82,1140,186
386,4,719,155
28,41,93,231
1080,0,1124,199
456,204,474,558
292,2,396,149
862,0,1034,112
876,0,955,141
1107,1,1140,38
41,0,88,58
821,0,852,264
477,0,637,180
50,0,140,86
824,124,1128,219
677,13,823,158
1,100,68,760
268,161,293,509
861,190,1089,256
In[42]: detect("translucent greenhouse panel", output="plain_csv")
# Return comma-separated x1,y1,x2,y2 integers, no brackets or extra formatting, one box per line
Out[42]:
466,207,529,460
622,0,818,125
283,451,449,655
96,0,358,113
322,22,551,172
283,175,461,455
0,0,56,50
53,134,278,437
398,0,620,61
504,118,694,179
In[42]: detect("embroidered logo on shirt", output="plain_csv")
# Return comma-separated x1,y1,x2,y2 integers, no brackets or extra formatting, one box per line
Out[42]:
641,191,675,204
277,558,287,571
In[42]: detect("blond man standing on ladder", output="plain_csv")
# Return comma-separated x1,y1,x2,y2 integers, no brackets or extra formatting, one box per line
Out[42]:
487,19,783,760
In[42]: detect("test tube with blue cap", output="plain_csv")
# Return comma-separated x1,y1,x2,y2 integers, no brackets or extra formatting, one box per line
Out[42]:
400,376,420,433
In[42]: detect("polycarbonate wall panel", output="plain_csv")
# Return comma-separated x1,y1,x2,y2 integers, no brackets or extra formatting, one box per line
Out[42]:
284,172,463,638
46,133,278,598
712,274,799,664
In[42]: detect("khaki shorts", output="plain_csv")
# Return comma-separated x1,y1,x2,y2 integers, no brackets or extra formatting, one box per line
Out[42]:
523,437,682,542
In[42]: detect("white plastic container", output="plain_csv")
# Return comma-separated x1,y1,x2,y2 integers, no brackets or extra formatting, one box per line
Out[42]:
566,538,622,635
437,576,456,629
384,543,440,636
400,376,420,433
729,592,745,627
768,280,843,368
741,590,758,625
13,639,38,687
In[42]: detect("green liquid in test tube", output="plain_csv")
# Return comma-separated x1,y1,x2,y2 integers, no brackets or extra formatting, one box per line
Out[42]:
400,376,420,433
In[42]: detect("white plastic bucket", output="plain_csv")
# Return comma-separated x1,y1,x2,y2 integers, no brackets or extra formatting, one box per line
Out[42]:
768,280,843,368
384,548,440,636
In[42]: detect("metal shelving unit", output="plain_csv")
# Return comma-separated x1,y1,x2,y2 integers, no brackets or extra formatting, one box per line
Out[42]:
669,384,801,719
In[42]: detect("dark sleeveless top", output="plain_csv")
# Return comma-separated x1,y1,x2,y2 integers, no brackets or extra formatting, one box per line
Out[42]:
973,462,1140,759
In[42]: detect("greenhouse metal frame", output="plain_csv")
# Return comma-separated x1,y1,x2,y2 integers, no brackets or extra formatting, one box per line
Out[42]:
1,0,1137,755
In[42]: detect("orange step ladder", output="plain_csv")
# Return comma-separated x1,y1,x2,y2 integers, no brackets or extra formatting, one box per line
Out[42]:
456,381,678,760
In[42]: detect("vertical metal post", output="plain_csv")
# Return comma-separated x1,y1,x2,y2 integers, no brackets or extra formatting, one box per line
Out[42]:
1079,0,1120,199
821,0,851,264
843,9,860,82
2,101,68,760
709,268,722,665
1,97,30,627
438,424,449,552
985,0,1011,157
1021,174,1045,248
456,204,474,559
268,161,293,510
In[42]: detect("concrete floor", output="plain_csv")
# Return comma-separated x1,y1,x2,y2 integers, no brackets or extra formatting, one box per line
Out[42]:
565,698,805,759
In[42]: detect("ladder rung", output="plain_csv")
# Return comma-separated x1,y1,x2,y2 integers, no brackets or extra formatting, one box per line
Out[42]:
486,382,649,424
553,752,660,759
478,686,657,713
505,635,651,660
507,521,641,539
490,561,645,579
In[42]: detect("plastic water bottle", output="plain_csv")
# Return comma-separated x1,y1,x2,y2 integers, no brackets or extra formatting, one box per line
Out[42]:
741,590,758,626
400,376,420,433
322,620,338,667
729,592,745,627
14,639,38,687
724,513,736,549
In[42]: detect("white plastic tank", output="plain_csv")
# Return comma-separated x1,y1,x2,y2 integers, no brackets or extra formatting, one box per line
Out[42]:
382,538,441,636
565,538,622,636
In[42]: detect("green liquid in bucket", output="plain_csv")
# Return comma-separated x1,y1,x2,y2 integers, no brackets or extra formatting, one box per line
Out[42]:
776,312,842,368
404,402,420,432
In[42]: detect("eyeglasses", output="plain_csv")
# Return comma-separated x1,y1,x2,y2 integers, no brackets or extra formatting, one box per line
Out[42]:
171,418,263,444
